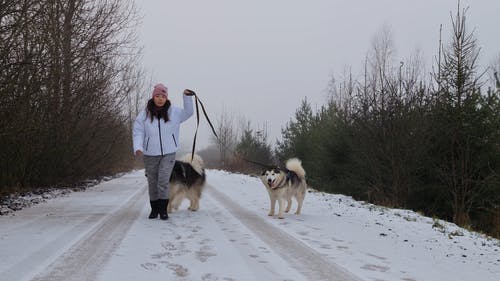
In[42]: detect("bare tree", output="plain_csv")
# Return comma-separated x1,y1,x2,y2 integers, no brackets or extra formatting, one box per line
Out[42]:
0,0,144,191
212,106,237,168
489,54,500,91
330,24,434,207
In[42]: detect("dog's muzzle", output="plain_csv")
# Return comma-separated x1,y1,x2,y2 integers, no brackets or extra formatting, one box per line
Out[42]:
267,178,277,188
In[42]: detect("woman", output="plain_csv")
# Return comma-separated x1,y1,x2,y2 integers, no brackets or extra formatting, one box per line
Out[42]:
133,83,194,220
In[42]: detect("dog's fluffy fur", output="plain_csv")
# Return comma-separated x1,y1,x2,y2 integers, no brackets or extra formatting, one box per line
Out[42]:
260,158,307,219
167,153,206,213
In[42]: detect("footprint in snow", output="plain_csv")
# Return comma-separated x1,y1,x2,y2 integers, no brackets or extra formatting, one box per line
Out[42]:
361,263,389,272
196,245,216,262
140,262,158,271
166,263,189,277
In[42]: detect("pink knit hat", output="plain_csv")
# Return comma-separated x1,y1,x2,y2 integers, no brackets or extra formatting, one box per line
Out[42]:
152,83,168,98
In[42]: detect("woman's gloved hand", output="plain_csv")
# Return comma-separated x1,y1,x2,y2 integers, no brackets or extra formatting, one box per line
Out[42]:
183,89,195,96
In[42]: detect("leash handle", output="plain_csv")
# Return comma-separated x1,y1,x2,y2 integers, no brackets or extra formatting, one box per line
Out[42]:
190,94,200,162
196,95,218,139
190,91,219,161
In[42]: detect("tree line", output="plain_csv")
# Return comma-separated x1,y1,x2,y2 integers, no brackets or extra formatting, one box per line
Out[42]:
275,8,499,237
210,7,499,238
0,0,144,194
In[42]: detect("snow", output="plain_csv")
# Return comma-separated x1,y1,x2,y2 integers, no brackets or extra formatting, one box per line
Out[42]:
0,169,498,281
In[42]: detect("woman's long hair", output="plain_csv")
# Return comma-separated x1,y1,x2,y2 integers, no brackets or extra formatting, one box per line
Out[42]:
146,98,171,122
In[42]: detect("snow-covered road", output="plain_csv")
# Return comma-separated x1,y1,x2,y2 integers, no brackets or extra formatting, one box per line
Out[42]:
0,171,359,281
0,172,146,281
0,170,498,281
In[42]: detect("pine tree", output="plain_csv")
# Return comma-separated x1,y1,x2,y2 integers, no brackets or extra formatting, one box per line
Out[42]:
235,128,273,167
431,5,498,226
275,98,315,162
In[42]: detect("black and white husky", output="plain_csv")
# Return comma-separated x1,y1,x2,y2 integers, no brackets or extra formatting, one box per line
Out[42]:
260,158,307,219
167,153,206,213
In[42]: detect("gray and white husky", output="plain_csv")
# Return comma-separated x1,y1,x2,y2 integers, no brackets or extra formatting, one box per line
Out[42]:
260,158,307,219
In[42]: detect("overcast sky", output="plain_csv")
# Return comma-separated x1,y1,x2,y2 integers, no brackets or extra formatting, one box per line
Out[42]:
133,0,499,150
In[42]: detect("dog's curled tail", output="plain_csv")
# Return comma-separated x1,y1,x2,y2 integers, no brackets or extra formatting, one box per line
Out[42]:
286,158,306,179
180,153,205,175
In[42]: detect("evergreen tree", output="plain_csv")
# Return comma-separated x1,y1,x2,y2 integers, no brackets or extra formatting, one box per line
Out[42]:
306,101,355,193
430,5,498,226
235,128,273,167
275,98,315,162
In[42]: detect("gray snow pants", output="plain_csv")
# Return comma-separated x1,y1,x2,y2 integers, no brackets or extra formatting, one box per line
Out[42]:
143,153,176,200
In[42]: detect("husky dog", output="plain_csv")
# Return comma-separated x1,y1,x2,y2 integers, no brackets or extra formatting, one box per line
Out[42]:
167,153,206,213
260,158,307,219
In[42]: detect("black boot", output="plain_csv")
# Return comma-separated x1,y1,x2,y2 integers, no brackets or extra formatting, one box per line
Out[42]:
158,199,169,220
148,200,159,219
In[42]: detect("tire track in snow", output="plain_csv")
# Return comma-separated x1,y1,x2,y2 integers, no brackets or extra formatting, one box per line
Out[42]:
206,184,363,281
31,185,147,281
1,214,106,281
201,193,306,280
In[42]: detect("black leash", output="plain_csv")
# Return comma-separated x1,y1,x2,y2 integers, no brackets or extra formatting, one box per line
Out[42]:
238,157,277,170
185,89,218,161
185,89,276,170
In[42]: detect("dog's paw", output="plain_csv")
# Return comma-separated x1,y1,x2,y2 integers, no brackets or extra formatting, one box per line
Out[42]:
277,216,285,219
268,212,274,216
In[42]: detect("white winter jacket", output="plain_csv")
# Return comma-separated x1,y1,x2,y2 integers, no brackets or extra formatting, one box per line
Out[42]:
133,95,193,156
